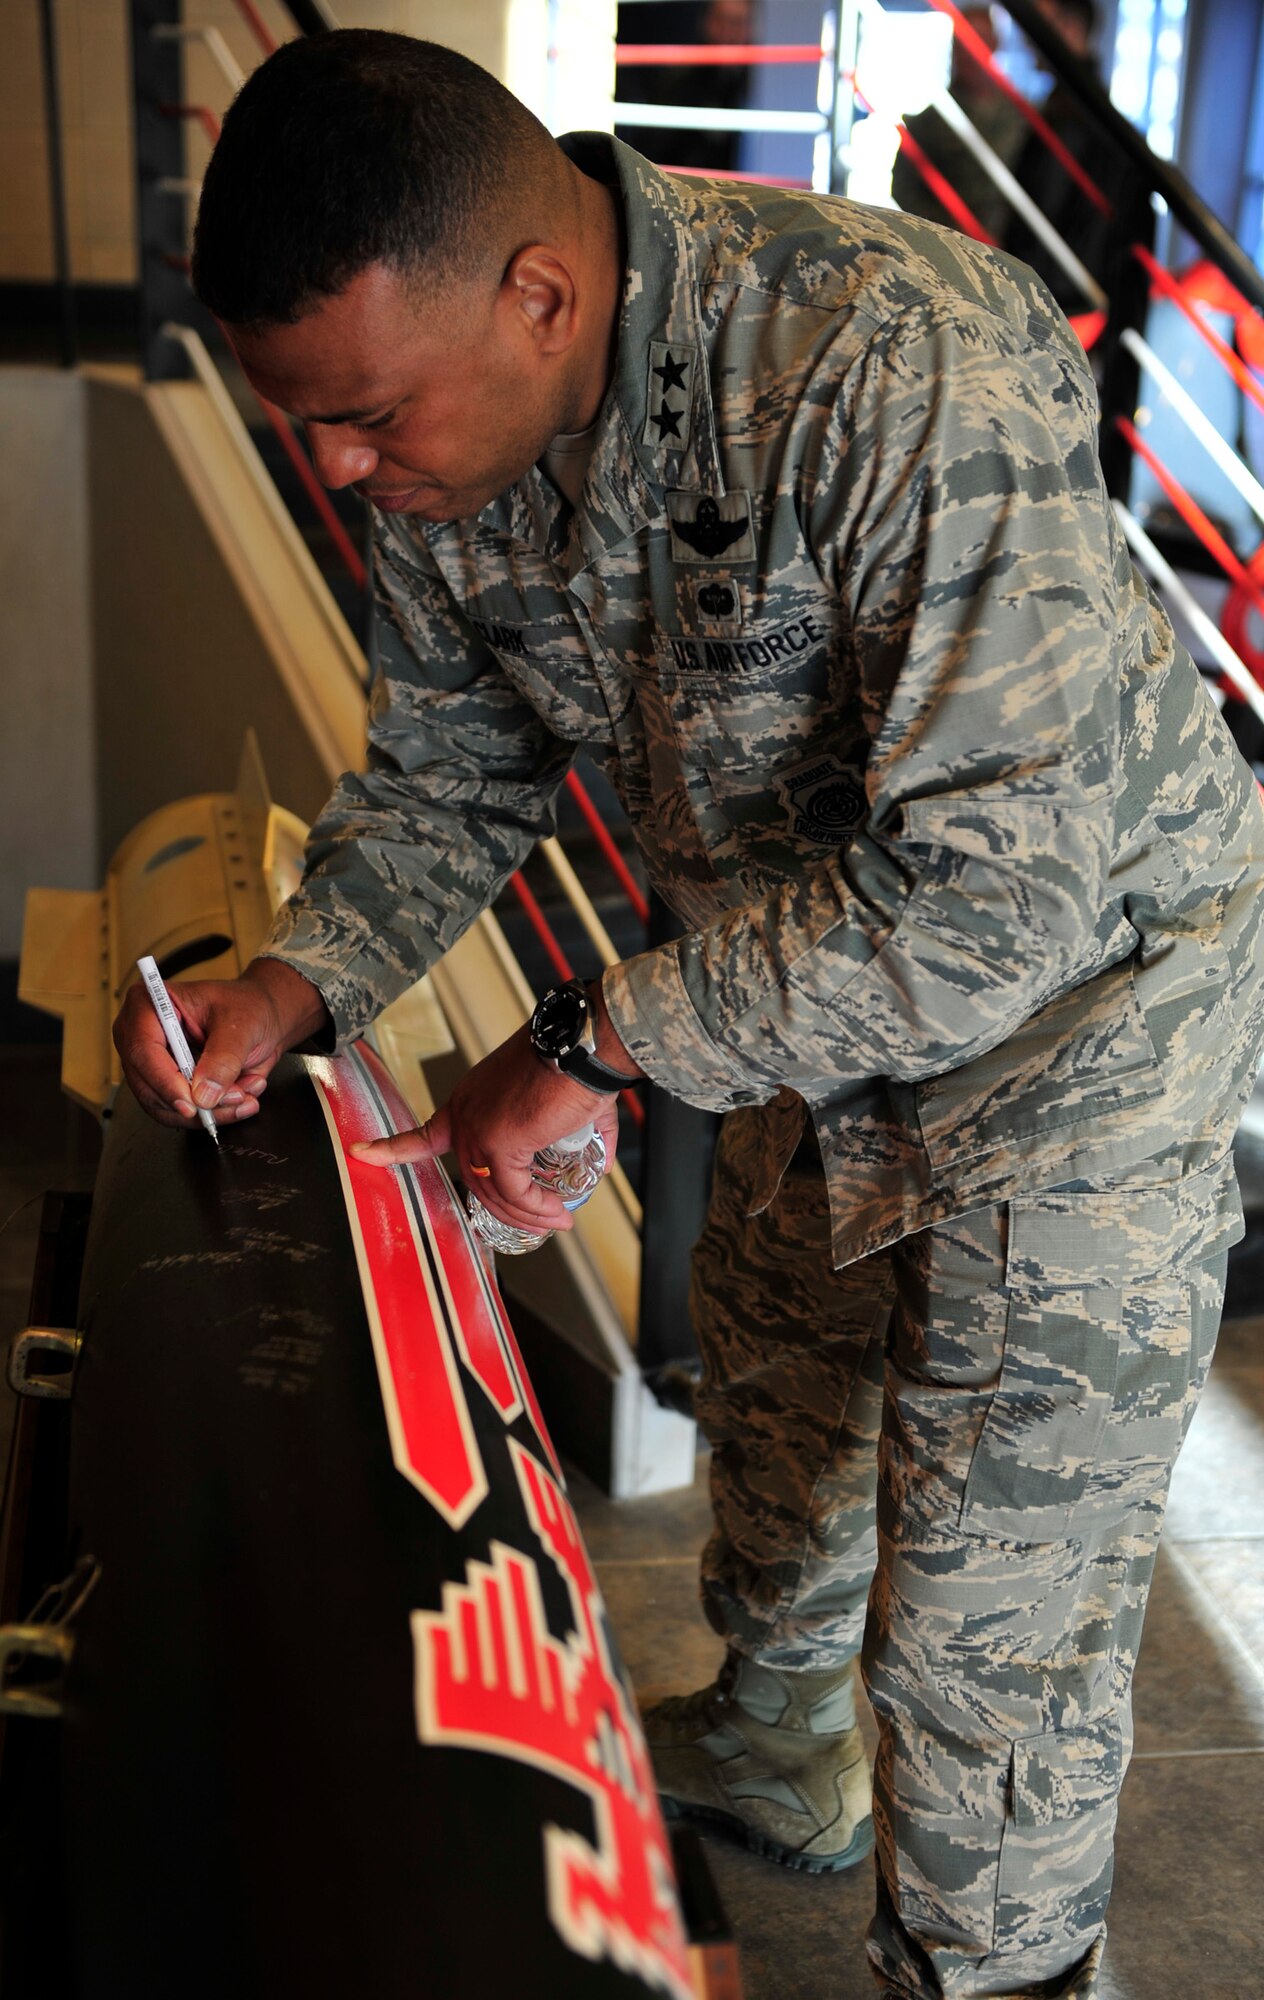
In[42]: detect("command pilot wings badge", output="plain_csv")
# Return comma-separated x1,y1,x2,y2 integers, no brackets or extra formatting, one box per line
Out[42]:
666,490,756,564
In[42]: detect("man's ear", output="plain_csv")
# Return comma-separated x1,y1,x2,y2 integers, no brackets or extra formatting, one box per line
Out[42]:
501,245,579,355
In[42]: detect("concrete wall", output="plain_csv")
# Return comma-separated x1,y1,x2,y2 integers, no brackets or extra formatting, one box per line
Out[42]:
0,368,97,957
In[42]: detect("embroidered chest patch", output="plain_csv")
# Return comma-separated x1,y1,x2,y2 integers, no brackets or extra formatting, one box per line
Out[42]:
774,753,868,845
691,577,742,633
666,490,756,564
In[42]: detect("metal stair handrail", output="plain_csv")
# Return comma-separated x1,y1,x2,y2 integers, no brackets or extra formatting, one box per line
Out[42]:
984,0,1264,317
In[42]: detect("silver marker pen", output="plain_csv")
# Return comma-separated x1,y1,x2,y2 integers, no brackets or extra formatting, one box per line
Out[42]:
136,954,220,1146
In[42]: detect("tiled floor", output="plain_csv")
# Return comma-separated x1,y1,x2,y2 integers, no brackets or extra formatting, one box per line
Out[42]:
1,1042,1261,1997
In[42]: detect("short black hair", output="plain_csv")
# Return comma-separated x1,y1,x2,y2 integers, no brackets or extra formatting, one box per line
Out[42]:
192,31,560,328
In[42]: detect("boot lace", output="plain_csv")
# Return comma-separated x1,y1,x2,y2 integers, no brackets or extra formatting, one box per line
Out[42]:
646,1660,739,1739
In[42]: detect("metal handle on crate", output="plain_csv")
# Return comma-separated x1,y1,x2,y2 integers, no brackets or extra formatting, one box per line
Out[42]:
7,1326,82,1399
0,1557,100,1719
0,1625,75,1719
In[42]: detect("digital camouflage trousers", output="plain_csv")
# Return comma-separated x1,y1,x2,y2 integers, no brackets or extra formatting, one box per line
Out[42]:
690,1110,1244,1999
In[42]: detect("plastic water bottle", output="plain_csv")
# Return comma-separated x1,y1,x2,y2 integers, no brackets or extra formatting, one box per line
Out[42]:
465,1123,608,1256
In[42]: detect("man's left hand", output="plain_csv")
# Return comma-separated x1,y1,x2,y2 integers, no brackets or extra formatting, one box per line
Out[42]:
350,1018,631,1237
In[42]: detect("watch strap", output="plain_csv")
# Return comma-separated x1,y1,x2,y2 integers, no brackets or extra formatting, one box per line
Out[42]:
557,1042,639,1094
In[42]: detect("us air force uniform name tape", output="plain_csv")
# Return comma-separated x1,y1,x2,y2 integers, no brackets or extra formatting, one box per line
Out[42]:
659,613,825,675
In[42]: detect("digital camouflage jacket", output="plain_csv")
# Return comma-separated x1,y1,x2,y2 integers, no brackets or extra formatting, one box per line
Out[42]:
262,135,1264,1268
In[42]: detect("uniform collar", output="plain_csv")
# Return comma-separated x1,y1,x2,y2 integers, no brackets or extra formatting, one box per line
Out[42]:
470,135,725,580
577,134,725,498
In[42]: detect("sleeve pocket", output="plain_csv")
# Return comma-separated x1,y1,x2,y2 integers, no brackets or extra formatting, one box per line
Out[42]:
916,958,1163,1172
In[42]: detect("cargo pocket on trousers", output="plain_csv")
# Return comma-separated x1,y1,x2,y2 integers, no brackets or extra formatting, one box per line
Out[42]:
958,1168,1240,1542
994,1722,1122,1958
958,1279,1121,1542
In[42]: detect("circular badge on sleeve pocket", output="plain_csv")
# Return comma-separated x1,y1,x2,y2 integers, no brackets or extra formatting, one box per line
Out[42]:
774,753,868,845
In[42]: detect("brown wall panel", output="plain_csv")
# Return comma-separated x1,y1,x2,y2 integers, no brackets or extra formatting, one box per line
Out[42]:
0,368,96,957
85,372,352,859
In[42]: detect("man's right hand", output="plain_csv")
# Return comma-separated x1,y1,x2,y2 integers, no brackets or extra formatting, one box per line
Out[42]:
113,957,331,1129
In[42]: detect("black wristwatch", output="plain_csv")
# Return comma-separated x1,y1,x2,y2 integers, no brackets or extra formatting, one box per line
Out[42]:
529,980,639,1095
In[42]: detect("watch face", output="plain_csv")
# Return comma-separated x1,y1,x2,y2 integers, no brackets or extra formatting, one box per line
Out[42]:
532,983,588,1061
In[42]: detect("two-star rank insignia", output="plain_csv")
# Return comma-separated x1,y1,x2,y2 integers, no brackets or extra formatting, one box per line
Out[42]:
666,490,756,564
642,341,696,452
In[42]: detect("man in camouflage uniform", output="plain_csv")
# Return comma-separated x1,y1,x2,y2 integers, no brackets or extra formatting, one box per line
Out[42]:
116,32,1264,1998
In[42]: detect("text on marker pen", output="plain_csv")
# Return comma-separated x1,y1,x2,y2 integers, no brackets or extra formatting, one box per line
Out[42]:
136,955,220,1146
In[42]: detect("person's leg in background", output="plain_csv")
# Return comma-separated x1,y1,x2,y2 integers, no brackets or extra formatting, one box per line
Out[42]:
866,1155,1243,1997
643,1109,891,1870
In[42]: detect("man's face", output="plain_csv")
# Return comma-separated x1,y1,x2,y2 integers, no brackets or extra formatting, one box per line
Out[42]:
704,0,753,43
230,261,567,525
1036,0,1092,60
952,6,998,96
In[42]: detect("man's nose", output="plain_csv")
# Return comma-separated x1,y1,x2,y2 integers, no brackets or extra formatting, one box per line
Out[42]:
305,426,378,489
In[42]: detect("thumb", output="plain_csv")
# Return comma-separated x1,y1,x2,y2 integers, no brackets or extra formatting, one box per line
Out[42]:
189,1021,255,1109
593,1096,621,1164
351,1104,451,1167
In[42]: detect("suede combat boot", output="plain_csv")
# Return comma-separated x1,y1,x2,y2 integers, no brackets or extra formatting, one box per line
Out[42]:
640,1655,873,1874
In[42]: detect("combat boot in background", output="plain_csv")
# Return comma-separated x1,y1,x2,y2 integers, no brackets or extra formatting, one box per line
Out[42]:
640,1654,873,1874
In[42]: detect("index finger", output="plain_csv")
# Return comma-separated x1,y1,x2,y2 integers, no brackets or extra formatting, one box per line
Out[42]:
113,982,197,1118
351,1109,447,1166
